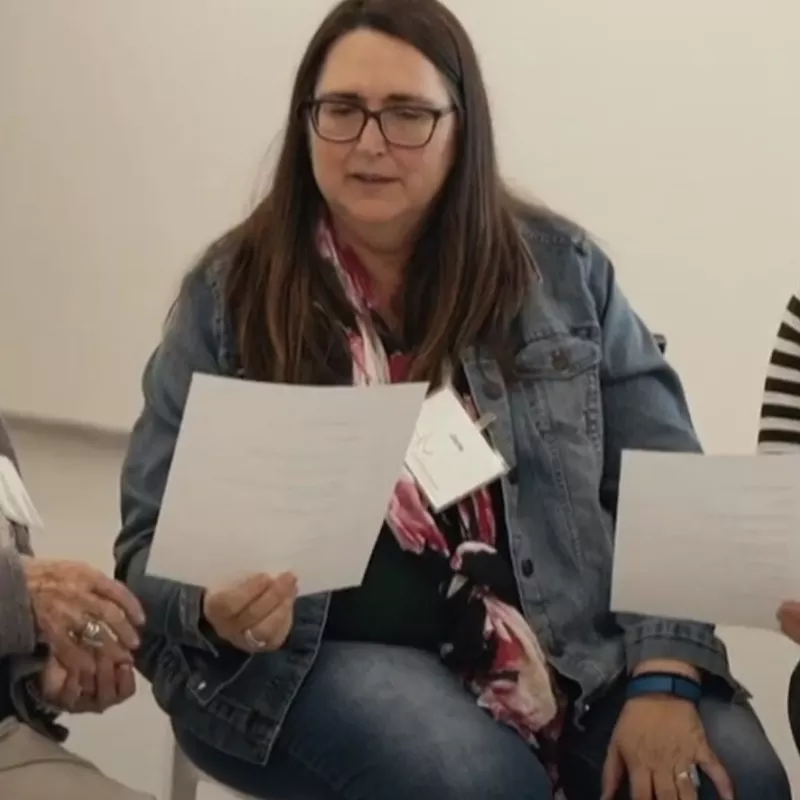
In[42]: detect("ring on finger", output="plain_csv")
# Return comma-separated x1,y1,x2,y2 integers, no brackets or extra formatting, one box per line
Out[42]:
676,765,700,788
75,618,106,649
243,628,267,651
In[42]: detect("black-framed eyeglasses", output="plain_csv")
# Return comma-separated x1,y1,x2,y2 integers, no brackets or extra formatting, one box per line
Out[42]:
305,99,456,149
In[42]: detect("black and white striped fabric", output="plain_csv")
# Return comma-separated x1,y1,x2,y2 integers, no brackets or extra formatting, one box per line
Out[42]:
759,292,800,451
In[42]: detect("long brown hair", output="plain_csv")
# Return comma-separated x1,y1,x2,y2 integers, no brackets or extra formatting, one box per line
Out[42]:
222,0,539,385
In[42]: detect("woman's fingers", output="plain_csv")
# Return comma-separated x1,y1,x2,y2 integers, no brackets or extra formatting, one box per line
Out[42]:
675,767,698,800
778,602,800,643
57,673,84,712
600,742,625,800
67,658,137,714
93,656,117,711
234,573,297,634
116,662,136,703
40,659,68,701
89,596,141,651
203,573,298,652
696,747,733,800
205,574,273,623
652,768,681,800
244,596,295,651
49,626,98,677
89,572,145,627
629,767,655,800
24,559,144,663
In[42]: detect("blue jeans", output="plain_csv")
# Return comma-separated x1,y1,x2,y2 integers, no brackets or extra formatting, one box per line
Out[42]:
174,642,790,800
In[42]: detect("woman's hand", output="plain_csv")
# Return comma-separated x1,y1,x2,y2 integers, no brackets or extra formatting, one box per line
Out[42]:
203,572,297,653
601,696,733,800
40,654,136,714
22,557,145,674
778,601,800,644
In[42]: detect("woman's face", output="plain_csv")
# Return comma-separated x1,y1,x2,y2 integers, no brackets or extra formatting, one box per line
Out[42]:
309,29,457,230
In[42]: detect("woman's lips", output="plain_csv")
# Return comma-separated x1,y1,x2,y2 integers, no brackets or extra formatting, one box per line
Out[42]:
350,173,397,184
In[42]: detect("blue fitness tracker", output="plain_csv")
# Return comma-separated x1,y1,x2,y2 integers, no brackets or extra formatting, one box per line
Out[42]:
626,672,702,704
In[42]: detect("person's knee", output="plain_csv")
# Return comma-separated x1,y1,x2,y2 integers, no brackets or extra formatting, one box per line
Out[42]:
708,747,790,799
701,699,790,799
383,739,552,800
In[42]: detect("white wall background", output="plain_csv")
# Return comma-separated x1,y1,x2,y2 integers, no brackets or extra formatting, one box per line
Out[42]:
2,0,799,444
2,0,800,794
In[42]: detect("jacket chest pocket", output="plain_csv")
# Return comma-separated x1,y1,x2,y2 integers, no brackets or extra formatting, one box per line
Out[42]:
515,331,602,444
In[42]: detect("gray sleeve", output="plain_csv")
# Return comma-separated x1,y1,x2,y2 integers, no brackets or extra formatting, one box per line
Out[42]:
0,547,36,658
0,416,37,658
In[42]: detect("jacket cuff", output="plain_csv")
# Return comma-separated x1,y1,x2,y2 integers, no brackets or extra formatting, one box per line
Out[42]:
624,617,735,688
166,583,219,657
0,548,37,658
7,649,68,743
125,548,218,656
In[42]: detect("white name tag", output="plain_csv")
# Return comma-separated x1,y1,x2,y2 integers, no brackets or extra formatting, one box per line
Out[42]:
405,387,508,512
0,456,44,529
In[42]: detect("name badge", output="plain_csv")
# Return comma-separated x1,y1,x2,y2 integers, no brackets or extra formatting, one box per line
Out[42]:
0,456,44,529
405,387,508,512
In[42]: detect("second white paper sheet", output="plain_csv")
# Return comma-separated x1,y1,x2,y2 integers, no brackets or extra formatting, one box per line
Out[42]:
146,374,429,595
611,450,800,630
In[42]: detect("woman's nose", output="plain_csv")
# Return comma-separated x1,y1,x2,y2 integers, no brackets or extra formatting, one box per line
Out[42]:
356,116,388,154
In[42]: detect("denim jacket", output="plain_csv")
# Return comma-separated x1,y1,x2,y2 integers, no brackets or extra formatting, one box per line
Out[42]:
114,213,733,766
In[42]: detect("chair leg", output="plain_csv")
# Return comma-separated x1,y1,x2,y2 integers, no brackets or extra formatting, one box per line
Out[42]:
164,735,199,800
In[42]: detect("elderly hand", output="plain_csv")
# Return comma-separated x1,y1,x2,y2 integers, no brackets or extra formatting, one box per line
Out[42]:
601,694,733,800
40,654,136,714
778,601,800,644
203,572,297,653
22,557,145,676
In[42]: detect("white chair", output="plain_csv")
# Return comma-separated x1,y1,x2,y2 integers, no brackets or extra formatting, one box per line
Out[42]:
165,732,259,800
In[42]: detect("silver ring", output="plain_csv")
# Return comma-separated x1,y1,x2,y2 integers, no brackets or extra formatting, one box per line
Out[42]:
243,628,267,651
676,766,700,788
78,619,105,649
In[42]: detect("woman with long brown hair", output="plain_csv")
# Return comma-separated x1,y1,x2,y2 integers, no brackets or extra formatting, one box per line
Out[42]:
114,1,788,798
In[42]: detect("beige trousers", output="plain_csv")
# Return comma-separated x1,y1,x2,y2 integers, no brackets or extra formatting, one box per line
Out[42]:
0,717,153,800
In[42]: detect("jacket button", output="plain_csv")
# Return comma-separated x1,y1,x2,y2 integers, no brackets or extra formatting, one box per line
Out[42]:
551,350,570,372
482,381,503,400
521,558,534,577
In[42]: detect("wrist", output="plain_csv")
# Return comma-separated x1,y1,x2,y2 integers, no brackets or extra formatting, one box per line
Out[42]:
632,659,701,682
24,676,60,717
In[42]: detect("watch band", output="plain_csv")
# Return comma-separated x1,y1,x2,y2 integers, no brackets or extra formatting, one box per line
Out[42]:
626,672,702,704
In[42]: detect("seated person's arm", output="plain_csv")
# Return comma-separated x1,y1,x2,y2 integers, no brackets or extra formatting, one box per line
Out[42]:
0,416,37,659
114,266,232,656
0,550,36,660
758,289,800,452
585,243,732,685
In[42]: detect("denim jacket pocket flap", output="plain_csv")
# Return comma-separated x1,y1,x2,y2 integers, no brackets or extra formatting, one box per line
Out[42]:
516,332,600,380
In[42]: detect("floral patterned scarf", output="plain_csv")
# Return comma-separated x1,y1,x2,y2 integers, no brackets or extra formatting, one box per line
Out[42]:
318,221,567,791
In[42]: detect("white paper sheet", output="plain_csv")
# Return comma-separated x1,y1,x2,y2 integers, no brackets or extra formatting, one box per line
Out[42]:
610,451,800,630
146,374,429,595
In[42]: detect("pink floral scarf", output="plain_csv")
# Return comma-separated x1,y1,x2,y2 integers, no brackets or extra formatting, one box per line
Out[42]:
318,221,567,790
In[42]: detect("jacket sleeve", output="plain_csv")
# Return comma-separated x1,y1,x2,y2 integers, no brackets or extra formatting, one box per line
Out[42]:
584,240,734,684
114,266,227,655
0,417,37,659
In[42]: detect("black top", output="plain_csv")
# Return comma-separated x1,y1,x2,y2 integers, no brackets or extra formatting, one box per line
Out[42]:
324,315,520,650
325,482,519,650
